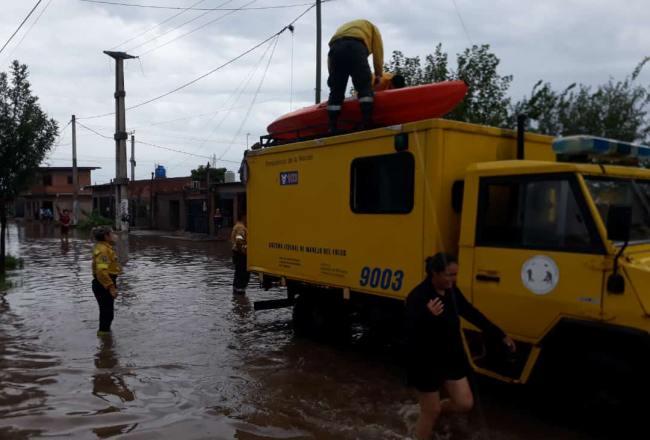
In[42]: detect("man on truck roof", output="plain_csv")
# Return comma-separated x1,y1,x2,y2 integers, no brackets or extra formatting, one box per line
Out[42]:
327,19,384,133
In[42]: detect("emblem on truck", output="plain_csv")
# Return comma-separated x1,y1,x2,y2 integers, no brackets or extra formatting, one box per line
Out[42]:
279,171,299,185
521,255,560,295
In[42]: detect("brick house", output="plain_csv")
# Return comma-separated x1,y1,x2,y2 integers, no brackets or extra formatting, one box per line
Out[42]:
14,167,98,221
89,176,245,234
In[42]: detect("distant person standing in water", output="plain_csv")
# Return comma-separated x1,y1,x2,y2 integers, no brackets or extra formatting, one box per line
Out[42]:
92,226,122,336
231,214,249,295
56,205,71,243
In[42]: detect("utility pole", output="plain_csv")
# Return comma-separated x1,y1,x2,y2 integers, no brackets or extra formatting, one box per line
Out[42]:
206,162,213,236
130,132,136,182
150,171,154,229
71,115,79,225
315,0,322,104
104,50,136,232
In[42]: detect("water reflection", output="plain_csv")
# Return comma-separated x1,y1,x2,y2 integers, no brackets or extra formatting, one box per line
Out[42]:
91,335,137,438
92,336,135,404
0,222,630,439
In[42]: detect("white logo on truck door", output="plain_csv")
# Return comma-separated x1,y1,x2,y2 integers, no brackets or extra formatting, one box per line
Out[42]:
521,255,559,295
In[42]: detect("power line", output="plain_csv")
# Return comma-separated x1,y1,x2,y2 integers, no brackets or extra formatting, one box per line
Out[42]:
169,34,277,167
76,120,114,139
2,0,53,62
450,0,473,47
137,0,254,57
0,0,43,55
136,140,239,163
126,0,234,54
81,0,320,11
78,3,316,120
109,0,208,50
73,120,239,163
218,33,280,161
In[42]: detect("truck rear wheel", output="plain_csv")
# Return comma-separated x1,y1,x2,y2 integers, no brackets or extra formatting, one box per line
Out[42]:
292,289,350,342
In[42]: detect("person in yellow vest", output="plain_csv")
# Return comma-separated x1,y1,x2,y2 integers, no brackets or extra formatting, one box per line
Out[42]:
327,19,384,132
231,214,250,294
92,226,122,335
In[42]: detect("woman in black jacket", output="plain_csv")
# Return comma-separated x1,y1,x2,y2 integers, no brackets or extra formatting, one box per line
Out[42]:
406,253,516,439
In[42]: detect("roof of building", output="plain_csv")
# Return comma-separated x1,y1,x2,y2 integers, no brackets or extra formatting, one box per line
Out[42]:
38,166,100,171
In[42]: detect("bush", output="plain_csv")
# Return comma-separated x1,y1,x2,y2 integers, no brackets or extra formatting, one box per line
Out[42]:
4,254,23,270
77,211,113,230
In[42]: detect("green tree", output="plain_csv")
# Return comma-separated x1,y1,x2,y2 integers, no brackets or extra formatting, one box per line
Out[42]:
190,164,226,185
512,57,650,143
0,61,58,274
385,44,513,127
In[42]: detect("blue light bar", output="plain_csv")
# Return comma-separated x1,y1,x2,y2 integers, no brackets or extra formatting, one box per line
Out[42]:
553,135,650,160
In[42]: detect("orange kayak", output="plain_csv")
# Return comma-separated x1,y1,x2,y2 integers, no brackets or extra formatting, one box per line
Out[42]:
267,80,468,140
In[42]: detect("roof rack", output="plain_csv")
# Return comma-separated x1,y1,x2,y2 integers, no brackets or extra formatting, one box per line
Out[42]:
258,119,369,148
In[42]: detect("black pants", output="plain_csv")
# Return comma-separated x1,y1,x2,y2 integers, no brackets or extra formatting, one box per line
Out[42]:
232,251,250,291
92,278,115,332
327,38,373,109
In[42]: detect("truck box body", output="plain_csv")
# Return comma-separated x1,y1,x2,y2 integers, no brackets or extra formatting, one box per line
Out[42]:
247,119,554,300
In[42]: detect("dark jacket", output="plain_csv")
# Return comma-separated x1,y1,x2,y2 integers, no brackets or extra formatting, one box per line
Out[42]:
405,280,505,363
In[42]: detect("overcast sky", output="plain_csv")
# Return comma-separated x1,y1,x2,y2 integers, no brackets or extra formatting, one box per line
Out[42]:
1,0,649,184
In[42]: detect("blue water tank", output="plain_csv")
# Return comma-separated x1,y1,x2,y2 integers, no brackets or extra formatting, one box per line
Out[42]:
155,165,166,179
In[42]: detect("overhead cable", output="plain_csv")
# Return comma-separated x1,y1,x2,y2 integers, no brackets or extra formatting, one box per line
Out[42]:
168,34,277,166
77,121,114,139
218,33,280,161
108,0,208,50
449,0,473,47
137,0,252,57
80,0,320,11
0,0,43,55
126,0,234,54
2,0,53,62
78,3,316,120
137,140,239,163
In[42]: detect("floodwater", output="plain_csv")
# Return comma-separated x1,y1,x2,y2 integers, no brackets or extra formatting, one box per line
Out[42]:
0,222,628,439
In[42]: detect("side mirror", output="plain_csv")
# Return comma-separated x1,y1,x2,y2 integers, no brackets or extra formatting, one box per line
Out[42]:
606,205,632,242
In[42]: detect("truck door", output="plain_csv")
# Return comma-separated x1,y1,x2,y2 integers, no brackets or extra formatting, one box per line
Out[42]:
466,172,606,380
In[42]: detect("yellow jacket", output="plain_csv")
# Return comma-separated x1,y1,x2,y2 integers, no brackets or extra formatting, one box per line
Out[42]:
231,222,248,254
330,19,384,77
92,241,121,289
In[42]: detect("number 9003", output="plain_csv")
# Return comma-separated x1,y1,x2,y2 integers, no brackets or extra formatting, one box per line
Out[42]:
359,267,404,291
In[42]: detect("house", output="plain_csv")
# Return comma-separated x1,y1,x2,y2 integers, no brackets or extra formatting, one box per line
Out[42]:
89,176,246,235
14,167,99,221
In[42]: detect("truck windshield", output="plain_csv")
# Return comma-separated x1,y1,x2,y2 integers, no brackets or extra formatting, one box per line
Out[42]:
583,176,650,243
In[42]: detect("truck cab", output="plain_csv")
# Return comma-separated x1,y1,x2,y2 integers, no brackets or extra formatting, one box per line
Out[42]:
458,159,650,383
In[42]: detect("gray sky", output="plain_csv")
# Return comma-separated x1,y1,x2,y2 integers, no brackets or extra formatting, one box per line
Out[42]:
1,0,648,184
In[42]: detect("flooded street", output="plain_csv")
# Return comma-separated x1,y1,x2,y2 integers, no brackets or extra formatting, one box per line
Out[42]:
0,222,617,439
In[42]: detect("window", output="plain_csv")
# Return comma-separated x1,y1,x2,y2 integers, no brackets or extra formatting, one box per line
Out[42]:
42,174,52,186
350,152,414,214
476,174,603,253
584,176,650,243
67,175,73,184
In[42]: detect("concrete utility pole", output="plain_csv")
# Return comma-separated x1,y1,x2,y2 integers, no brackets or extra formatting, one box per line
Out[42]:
71,114,79,225
130,132,136,182
206,162,213,236
315,0,322,104
104,50,136,232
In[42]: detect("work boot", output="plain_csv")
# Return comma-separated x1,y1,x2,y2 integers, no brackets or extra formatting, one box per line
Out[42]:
328,109,340,134
360,101,373,129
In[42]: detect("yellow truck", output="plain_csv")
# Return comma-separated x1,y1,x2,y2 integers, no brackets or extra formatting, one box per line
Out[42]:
245,118,650,387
